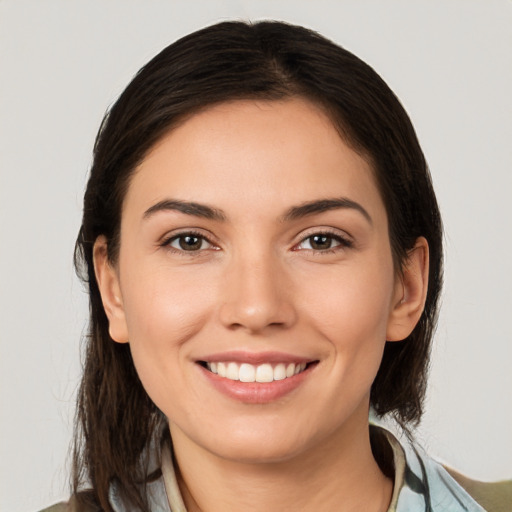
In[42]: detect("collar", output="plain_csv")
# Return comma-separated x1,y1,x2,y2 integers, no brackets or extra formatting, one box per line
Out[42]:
376,426,485,511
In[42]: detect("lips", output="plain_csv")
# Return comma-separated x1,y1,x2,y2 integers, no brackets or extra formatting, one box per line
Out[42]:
197,352,317,403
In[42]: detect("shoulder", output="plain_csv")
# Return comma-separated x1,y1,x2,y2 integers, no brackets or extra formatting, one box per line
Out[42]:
39,505,68,512
373,424,511,512
38,494,101,512
444,466,512,512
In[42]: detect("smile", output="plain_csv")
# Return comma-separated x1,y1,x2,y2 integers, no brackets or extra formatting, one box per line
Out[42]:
205,361,308,383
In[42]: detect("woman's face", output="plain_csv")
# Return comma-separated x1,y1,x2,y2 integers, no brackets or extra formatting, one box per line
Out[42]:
97,98,413,463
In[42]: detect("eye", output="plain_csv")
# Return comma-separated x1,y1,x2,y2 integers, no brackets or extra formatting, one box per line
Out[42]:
295,232,352,252
166,233,214,252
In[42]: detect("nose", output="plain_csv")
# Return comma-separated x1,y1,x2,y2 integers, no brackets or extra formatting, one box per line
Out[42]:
218,252,297,334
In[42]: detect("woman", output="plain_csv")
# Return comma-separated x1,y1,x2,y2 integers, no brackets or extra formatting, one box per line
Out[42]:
43,20,510,512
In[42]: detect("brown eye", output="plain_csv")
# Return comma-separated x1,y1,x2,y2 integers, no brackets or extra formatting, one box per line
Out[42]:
295,232,351,252
168,234,212,252
309,234,335,250
179,235,202,251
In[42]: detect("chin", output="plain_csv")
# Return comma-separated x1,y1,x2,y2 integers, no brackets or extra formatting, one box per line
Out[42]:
210,435,308,465
191,416,324,465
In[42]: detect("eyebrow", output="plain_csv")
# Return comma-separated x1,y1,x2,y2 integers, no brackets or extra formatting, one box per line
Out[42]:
143,199,227,221
281,198,372,225
143,197,372,225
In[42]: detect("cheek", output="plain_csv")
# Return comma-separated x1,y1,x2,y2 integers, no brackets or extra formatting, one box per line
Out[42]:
118,263,218,404
297,257,395,378
121,261,217,343
302,260,394,332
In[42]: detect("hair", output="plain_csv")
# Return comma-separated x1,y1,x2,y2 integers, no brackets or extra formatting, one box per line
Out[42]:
73,20,443,511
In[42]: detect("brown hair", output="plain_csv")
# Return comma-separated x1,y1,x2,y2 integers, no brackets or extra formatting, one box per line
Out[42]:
73,20,443,511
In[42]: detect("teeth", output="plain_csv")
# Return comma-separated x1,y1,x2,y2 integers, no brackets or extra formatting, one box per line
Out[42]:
217,362,226,377
256,363,273,383
273,363,286,381
226,362,239,381
205,361,308,382
239,363,256,382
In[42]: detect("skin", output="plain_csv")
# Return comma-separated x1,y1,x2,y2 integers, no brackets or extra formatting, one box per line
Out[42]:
94,98,428,511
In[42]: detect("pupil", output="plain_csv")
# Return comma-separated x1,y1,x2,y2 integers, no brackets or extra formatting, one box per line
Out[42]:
179,236,201,251
312,235,331,250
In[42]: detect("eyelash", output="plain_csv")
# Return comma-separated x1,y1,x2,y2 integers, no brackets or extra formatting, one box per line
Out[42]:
293,230,353,254
161,230,218,255
161,229,353,255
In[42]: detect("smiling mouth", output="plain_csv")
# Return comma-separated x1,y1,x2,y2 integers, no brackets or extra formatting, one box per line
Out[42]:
199,361,316,383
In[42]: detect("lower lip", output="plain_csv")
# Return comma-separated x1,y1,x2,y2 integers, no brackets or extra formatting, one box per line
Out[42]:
198,363,315,404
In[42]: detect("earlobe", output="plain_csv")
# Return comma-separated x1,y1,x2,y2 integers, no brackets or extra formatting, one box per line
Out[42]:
386,237,429,342
93,236,129,343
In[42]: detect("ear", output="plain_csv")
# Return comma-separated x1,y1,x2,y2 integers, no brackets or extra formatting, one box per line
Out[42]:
93,236,129,343
386,237,429,342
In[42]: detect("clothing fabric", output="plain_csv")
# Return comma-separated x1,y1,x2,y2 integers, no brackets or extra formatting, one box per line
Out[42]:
40,425,511,511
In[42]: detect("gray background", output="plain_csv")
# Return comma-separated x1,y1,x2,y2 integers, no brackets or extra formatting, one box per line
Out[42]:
1,1,511,510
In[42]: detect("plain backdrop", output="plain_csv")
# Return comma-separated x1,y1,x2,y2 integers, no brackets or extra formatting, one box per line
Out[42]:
1,1,511,510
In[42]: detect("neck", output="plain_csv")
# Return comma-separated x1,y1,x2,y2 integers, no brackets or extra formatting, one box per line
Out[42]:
169,411,393,512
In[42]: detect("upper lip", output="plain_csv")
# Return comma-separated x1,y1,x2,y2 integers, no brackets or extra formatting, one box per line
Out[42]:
196,351,315,365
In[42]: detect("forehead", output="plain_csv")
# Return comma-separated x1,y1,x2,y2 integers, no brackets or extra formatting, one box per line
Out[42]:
124,98,385,223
